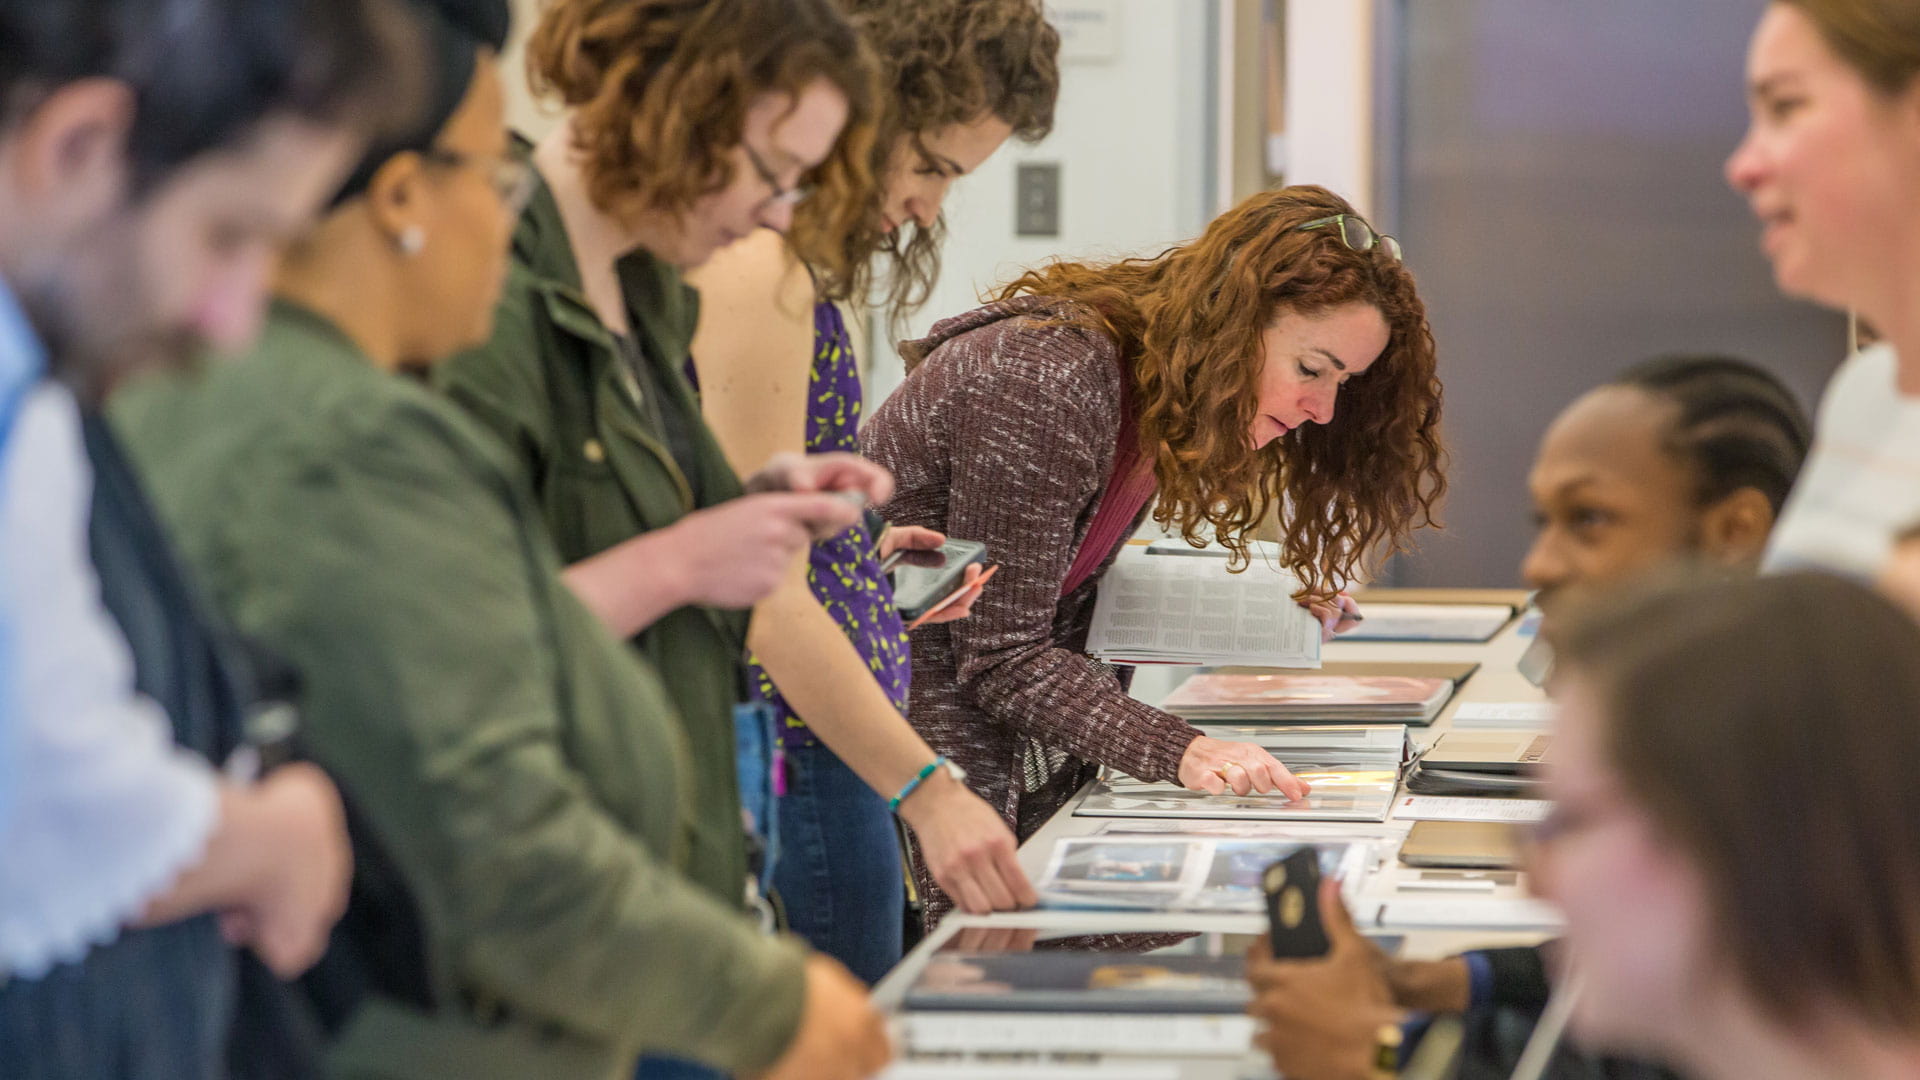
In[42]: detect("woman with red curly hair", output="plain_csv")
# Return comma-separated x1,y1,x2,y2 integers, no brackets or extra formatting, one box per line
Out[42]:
863,184,1447,924
686,0,1060,981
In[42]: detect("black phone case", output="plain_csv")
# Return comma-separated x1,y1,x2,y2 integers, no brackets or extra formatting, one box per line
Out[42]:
1263,849,1331,959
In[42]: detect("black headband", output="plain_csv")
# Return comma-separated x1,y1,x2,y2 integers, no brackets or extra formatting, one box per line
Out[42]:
327,0,509,207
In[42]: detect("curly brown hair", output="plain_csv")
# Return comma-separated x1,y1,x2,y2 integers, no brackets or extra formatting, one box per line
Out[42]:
993,185,1447,599
526,0,879,293
795,0,1059,314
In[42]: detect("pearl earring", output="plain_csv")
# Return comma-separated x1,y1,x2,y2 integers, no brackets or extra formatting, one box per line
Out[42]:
396,226,427,256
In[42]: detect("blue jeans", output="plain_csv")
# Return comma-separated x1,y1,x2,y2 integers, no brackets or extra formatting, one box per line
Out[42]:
772,740,906,987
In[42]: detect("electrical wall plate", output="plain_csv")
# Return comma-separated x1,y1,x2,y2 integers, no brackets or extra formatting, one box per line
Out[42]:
1016,162,1061,237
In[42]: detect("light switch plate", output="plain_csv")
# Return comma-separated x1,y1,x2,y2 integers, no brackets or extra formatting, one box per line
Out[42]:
1015,162,1060,237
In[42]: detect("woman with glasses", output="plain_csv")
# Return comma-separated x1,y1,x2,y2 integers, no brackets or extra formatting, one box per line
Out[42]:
431,2,905,1075
1251,574,1920,1080
679,0,1062,982
111,3,891,1078
422,0,882,1005
1533,572,1920,1080
861,185,1447,925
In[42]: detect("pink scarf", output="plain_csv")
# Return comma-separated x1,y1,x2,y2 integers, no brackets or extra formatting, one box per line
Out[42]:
1060,399,1156,597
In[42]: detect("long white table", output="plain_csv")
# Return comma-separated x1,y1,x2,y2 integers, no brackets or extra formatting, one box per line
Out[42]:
876,595,1554,1076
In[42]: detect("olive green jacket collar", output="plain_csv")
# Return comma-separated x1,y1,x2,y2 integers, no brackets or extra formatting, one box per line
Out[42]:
510,135,700,377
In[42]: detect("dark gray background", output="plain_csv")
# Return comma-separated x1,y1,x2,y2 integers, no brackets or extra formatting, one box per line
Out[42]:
1375,0,1845,587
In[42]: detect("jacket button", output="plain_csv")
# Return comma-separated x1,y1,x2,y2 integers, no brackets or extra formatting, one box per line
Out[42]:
583,438,606,464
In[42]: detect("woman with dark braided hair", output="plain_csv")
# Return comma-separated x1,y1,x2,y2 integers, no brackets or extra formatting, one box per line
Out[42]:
862,184,1447,926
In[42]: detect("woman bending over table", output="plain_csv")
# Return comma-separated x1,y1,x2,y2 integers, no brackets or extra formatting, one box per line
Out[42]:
862,184,1446,924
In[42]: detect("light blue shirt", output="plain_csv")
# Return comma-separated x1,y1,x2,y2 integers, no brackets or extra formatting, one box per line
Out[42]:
0,273,44,836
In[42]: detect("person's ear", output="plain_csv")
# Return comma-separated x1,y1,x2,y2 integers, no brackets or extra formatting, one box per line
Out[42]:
10,78,135,228
362,151,430,257
1699,487,1775,567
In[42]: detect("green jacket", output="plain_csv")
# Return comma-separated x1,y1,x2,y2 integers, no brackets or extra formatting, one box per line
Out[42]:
434,166,752,909
112,302,805,1080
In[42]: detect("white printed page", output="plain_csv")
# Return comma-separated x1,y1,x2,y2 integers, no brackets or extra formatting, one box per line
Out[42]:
1337,603,1514,643
1392,796,1551,823
1369,897,1564,931
1451,702,1557,730
1088,551,1320,666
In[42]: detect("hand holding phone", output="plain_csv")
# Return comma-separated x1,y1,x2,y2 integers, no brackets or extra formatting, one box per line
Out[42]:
906,564,996,630
1263,848,1332,959
890,538,991,624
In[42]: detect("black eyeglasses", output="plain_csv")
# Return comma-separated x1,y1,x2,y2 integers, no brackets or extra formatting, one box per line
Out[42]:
742,141,815,209
1298,213,1403,262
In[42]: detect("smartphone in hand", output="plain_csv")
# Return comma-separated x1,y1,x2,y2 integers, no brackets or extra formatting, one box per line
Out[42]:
1263,849,1332,959
890,538,990,623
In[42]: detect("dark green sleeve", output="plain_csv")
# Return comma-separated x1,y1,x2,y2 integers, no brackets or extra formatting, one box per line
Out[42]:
221,400,806,1071
432,272,556,477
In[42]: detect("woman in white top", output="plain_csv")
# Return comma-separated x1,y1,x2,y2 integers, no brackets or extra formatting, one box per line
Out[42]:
1726,0,1920,577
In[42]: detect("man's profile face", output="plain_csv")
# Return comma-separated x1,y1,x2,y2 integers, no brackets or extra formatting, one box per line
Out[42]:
24,115,358,394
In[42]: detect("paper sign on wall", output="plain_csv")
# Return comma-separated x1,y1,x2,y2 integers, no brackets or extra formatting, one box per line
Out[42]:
1050,2,1121,64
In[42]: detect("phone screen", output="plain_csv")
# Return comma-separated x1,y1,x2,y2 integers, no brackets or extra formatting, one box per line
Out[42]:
891,539,988,618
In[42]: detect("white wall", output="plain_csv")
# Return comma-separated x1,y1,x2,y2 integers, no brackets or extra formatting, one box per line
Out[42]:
865,0,1218,404
503,0,559,141
1281,1,1376,218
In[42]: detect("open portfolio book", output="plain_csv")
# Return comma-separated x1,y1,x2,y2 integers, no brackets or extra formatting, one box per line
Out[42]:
1075,725,1407,823
1086,544,1322,666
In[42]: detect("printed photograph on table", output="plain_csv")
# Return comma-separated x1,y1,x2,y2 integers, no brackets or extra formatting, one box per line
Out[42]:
1162,672,1455,725
1036,836,1369,911
891,926,1269,1060
905,951,1251,1014
1049,840,1189,889
1079,768,1401,823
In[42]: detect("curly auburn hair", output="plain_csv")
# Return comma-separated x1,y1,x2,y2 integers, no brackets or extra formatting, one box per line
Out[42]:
795,0,1059,314
526,0,879,293
994,185,1447,599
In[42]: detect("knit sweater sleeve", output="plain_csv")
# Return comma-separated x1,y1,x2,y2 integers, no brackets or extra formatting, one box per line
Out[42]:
923,321,1199,784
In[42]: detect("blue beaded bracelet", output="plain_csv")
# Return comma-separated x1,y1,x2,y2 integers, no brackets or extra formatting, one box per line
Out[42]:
890,756,948,813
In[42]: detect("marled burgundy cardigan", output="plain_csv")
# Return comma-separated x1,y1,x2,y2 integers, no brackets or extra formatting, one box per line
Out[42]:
862,296,1205,924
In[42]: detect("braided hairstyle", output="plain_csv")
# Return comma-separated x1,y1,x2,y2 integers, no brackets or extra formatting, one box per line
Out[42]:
1609,355,1811,515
